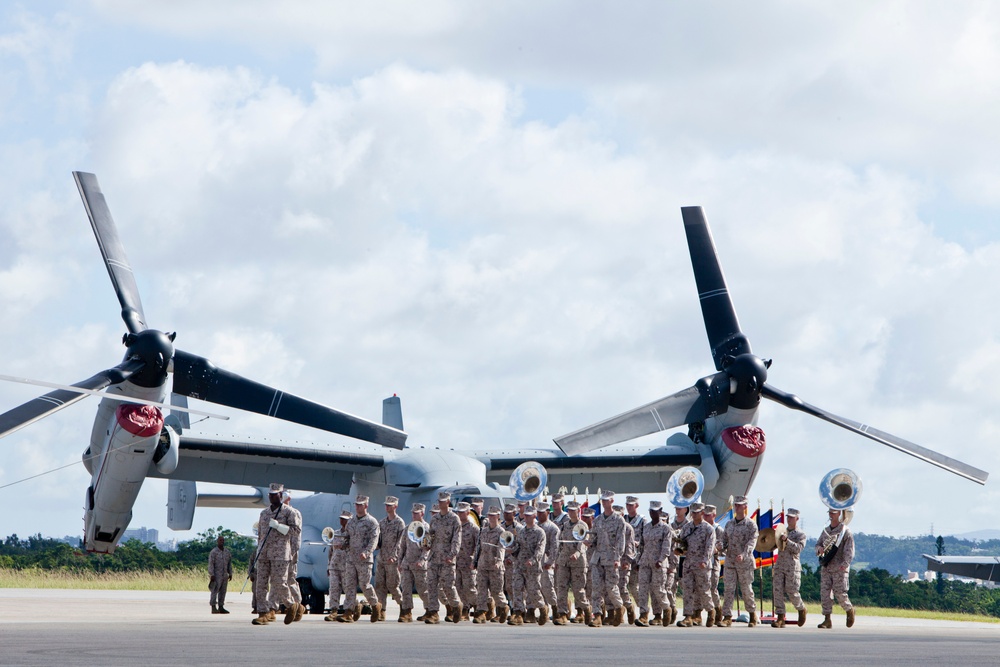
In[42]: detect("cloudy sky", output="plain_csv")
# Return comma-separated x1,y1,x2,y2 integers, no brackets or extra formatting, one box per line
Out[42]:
2,2,999,544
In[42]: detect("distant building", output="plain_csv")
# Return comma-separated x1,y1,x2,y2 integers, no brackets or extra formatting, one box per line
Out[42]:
121,527,159,544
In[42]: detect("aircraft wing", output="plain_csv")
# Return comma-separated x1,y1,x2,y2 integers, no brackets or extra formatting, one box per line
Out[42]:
923,554,1000,582
473,442,703,494
147,436,386,494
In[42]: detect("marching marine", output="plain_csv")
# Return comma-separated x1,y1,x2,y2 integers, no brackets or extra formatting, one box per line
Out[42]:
816,507,856,629
424,491,462,624
456,502,480,621
324,511,352,621
719,496,758,628
635,501,671,627
252,483,302,626
703,504,724,624
474,506,510,623
771,508,808,627
676,502,715,627
623,496,647,626
399,503,430,623
281,492,304,620
375,495,407,621
339,495,382,623
537,504,560,621
588,490,626,628
509,506,548,626
666,504,690,625
554,501,590,625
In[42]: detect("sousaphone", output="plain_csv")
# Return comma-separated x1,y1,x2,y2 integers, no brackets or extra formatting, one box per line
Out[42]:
509,461,548,502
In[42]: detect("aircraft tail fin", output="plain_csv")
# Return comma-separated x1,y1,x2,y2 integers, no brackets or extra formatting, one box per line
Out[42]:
382,395,404,431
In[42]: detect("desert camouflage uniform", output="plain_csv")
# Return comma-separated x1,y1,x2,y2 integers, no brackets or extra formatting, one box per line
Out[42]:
400,523,430,615
680,521,715,617
208,545,232,608
502,517,523,608
327,527,349,610
555,519,589,616
476,524,508,610
283,504,303,608
709,521,724,610
375,514,407,610
512,523,546,613
343,513,380,612
818,523,855,614
539,517,560,608
425,509,462,613
667,515,690,610
254,503,300,613
637,521,671,616
589,512,626,613
721,515,758,616
456,518,480,610
623,514,647,608
773,526,808,615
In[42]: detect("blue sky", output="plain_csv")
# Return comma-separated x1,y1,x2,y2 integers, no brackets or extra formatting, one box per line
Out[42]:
2,1,1000,542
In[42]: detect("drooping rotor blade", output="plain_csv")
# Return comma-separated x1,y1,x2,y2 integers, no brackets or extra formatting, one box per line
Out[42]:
554,372,731,456
73,171,147,334
762,384,989,485
0,358,144,439
0,374,229,421
681,206,752,370
172,350,407,449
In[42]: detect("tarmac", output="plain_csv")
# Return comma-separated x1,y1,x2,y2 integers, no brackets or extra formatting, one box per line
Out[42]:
0,589,996,666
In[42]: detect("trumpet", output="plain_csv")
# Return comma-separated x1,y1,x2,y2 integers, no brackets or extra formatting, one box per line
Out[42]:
509,461,548,502
666,466,704,507
407,520,432,548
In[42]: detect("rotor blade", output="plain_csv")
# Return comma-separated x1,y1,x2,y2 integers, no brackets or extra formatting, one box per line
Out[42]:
0,374,229,421
73,171,147,334
681,206,751,370
762,384,989,485
554,372,731,456
0,359,144,439
171,350,407,449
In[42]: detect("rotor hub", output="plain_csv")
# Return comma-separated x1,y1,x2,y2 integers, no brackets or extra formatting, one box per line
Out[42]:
726,353,768,409
122,329,175,388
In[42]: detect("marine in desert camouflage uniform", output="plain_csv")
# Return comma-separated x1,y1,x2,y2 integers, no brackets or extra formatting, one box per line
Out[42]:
501,504,523,613
676,502,715,627
252,483,302,626
280,492,304,616
703,504,724,624
635,501,671,627
455,502,480,621
474,507,509,624
424,491,462,624
816,508,855,629
398,504,430,623
666,505,690,624
375,495,407,621
537,505,560,618
509,506,548,626
208,535,232,614
554,501,590,625
324,511,351,622
339,495,382,623
622,496,647,625
719,496,758,628
588,490,626,628
771,508,807,628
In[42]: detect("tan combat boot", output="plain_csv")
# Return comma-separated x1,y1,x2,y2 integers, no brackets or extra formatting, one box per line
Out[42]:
452,605,462,624
587,611,603,628
677,615,693,627
398,609,412,623
719,615,732,628
512,610,525,626
472,610,487,624
324,611,338,622
487,599,496,622
266,610,276,622
613,606,625,627
669,607,677,625
424,611,441,624
497,604,509,624
337,609,356,623
460,605,470,622
552,612,567,626
846,608,856,628
818,614,832,629
748,612,757,628
251,612,270,625
796,608,807,626
771,613,785,628
570,607,584,624
692,611,702,626
635,611,649,627
706,609,716,627
626,604,636,626
650,612,662,626
294,603,305,622
715,606,722,623
352,605,362,621
371,602,382,623
538,605,549,626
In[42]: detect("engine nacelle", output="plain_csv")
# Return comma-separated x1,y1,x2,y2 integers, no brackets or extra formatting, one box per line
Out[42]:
153,422,180,475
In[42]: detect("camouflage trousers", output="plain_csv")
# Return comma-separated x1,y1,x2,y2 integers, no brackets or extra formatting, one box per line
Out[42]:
255,559,292,613
590,562,623,612
456,565,478,608
773,563,805,614
476,568,508,610
286,558,301,605
617,565,633,606
328,564,345,609
636,565,667,614
540,567,558,606
664,568,678,609
400,565,428,612
722,564,756,615
375,560,402,607
209,577,228,607
425,561,460,612
820,566,853,615
680,562,712,615
512,564,543,612
504,561,517,607
343,559,377,610
555,562,589,615
709,560,721,608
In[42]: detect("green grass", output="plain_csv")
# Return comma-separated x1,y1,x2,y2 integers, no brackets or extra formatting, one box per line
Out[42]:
0,567,209,591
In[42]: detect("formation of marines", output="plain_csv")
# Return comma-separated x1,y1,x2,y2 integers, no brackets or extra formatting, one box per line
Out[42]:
243,483,857,630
